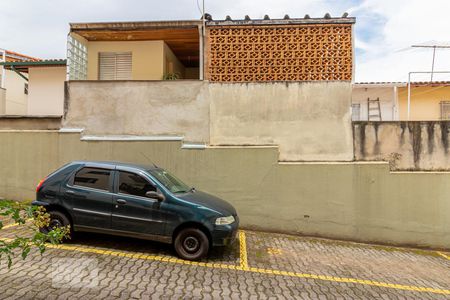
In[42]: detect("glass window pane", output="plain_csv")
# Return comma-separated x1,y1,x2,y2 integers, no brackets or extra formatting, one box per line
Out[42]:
119,171,156,197
73,168,111,191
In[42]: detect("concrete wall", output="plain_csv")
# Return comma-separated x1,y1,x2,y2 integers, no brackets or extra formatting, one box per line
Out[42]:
352,86,398,121
64,81,210,143
28,67,66,116
3,69,27,114
87,41,164,80
398,86,450,120
0,131,449,249
209,82,353,161
354,121,450,170
64,81,353,161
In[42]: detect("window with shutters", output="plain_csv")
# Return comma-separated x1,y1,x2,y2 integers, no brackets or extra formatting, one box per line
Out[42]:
440,101,450,120
98,52,132,80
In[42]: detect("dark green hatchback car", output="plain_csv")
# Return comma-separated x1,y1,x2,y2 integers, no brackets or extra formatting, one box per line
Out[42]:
32,161,239,260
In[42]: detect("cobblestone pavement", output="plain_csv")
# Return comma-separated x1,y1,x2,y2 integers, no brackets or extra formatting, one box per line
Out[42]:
0,222,449,299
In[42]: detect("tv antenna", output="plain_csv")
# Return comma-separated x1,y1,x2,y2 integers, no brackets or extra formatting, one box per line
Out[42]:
411,42,450,81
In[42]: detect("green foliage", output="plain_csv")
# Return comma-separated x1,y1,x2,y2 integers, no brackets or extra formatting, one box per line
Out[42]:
162,72,181,80
0,200,70,268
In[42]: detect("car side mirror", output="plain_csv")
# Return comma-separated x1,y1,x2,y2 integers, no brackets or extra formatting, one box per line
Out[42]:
145,191,165,202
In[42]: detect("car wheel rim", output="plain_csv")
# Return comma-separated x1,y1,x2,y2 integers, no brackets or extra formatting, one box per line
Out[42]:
183,236,200,253
49,218,63,229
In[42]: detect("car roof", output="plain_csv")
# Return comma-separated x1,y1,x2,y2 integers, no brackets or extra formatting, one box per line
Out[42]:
71,160,159,171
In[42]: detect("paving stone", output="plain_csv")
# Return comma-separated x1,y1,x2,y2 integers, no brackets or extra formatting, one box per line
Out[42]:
0,222,449,299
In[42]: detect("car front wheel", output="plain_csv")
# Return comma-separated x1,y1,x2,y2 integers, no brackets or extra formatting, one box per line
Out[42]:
174,228,209,260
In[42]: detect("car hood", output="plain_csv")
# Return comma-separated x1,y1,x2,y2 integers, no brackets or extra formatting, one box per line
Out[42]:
176,190,236,216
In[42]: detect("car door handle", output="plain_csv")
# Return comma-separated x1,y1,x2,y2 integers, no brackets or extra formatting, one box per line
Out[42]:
116,199,127,205
66,190,75,194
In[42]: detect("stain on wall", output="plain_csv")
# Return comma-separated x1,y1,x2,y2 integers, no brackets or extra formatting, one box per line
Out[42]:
354,121,450,170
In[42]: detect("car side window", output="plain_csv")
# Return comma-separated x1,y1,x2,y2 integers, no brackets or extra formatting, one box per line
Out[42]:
118,171,156,197
73,167,111,191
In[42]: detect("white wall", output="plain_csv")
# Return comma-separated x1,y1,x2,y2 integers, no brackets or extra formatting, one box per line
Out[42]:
3,69,28,115
352,86,398,121
0,88,5,114
28,67,66,116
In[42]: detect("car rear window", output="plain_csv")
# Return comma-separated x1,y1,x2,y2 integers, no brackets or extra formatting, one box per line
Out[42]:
73,167,111,191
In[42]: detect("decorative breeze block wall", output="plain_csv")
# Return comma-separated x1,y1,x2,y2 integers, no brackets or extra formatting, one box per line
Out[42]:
206,24,353,82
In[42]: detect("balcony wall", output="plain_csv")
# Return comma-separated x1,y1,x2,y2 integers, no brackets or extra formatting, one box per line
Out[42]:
64,80,353,161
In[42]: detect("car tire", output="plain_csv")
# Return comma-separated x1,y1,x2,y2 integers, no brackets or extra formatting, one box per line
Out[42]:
174,228,210,261
39,210,72,240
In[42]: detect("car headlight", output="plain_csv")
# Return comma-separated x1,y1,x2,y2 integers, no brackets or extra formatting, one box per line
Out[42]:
215,215,235,225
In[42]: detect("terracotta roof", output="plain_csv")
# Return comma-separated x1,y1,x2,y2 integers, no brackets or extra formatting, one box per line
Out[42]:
205,13,355,25
354,81,450,87
3,50,40,62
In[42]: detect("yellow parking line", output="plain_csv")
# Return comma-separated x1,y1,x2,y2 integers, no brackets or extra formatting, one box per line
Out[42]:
42,241,450,295
239,230,249,270
437,251,450,260
55,243,450,294
1,218,34,230
1,222,23,230
0,235,449,295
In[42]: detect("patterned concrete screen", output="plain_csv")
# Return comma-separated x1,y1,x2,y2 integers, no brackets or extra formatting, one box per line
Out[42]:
206,24,353,82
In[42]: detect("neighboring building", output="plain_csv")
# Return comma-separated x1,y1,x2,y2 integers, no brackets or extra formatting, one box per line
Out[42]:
352,82,400,121
0,59,66,116
352,81,450,121
0,49,39,115
64,14,356,162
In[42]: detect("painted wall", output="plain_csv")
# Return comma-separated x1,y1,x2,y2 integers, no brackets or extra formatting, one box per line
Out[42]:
64,81,210,143
0,88,5,114
209,82,353,161
354,121,450,170
3,69,28,115
352,86,398,121
64,81,353,161
0,131,448,249
163,43,185,79
28,67,66,116
0,116,61,130
87,41,164,80
398,86,450,120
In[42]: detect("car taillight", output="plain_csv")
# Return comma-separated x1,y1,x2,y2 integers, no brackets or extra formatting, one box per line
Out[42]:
36,178,46,192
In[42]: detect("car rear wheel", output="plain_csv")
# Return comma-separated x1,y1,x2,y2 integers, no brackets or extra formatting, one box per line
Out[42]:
39,210,72,240
174,228,209,260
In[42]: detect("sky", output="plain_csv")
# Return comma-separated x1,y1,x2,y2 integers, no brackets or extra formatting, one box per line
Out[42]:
1,0,450,82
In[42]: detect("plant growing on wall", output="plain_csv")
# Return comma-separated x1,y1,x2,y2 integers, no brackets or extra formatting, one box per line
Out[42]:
0,200,70,268
163,72,181,80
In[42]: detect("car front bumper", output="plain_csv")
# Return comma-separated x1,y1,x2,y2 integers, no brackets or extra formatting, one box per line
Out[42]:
211,215,239,247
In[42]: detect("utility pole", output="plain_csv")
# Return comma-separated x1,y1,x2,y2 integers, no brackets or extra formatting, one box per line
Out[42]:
411,43,450,81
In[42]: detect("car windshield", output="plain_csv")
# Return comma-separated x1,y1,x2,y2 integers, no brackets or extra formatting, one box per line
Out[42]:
148,169,191,193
